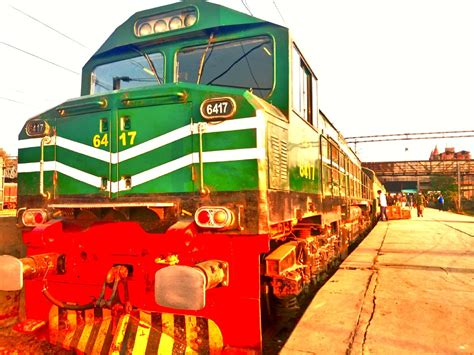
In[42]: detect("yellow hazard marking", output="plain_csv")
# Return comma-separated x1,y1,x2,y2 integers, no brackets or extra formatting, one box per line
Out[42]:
159,313,176,354
76,308,95,352
161,313,175,338
48,306,223,354
62,310,77,350
158,332,176,354
48,305,59,345
110,314,130,354
91,311,111,354
132,311,152,353
208,319,224,354
185,315,198,354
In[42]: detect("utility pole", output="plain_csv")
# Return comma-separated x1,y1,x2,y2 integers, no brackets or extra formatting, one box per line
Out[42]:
457,161,461,212
0,157,4,211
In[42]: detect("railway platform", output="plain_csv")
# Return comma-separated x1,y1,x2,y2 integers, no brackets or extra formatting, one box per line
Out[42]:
281,208,474,354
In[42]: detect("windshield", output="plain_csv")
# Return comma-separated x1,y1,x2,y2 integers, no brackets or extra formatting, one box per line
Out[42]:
91,52,164,94
177,36,273,98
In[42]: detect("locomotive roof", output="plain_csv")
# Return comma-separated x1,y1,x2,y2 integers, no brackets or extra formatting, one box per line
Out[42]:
91,0,274,58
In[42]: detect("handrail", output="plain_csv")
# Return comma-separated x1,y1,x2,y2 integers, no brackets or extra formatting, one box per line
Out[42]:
121,91,186,106
57,99,108,116
39,136,52,199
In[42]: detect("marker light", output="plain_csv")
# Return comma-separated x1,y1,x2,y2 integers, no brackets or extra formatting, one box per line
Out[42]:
184,14,197,27
154,20,167,33
138,22,153,36
22,209,49,227
194,207,234,229
134,7,197,37
197,210,211,225
169,16,183,30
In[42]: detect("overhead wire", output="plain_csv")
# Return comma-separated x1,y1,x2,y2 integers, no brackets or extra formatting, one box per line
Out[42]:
346,130,474,143
9,6,90,50
0,96,23,104
241,0,253,15
0,42,80,75
272,0,286,25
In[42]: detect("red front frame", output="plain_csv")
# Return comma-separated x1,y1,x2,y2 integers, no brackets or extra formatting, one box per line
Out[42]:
23,219,269,350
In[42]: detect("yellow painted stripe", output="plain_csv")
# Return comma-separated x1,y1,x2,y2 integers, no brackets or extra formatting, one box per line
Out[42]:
158,313,177,354
62,310,77,350
48,306,59,345
161,313,175,339
208,319,224,354
110,314,130,355
76,308,95,352
91,309,112,354
185,315,197,354
157,332,175,355
132,311,152,353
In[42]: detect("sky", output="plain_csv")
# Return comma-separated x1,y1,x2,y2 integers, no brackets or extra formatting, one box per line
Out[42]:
0,0,473,162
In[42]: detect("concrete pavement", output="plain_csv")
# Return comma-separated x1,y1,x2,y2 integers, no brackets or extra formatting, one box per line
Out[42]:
281,208,474,354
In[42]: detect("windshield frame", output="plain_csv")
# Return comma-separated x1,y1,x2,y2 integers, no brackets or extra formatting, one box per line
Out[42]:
174,35,275,98
89,49,166,95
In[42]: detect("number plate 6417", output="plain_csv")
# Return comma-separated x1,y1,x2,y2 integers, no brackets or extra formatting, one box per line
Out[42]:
200,97,236,120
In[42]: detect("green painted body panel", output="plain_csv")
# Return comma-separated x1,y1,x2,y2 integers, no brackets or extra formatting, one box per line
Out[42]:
200,130,256,152
18,83,264,201
17,172,53,196
55,147,107,177
288,115,322,194
17,1,293,213
203,160,259,191
56,111,112,147
91,1,265,59
18,146,54,164
116,104,191,149
128,167,193,194
55,173,103,195
118,136,192,177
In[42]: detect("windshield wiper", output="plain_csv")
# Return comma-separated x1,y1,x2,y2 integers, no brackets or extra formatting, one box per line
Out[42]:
197,33,215,84
131,46,163,84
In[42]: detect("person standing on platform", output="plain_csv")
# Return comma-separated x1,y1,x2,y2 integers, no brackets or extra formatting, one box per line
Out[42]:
437,194,444,211
401,194,407,208
378,190,388,221
415,192,426,217
408,193,414,209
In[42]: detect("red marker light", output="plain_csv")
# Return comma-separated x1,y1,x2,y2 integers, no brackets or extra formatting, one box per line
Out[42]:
197,210,211,224
34,212,44,224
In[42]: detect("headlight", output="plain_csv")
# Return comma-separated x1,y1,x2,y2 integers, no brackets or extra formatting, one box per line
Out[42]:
184,13,197,27
169,16,183,30
134,7,197,37
138,22,152,36
153,20,167,33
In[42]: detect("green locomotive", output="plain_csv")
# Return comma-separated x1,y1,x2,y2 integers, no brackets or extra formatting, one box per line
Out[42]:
1,1,381,352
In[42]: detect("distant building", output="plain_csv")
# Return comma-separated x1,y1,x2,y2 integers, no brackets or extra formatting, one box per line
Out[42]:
430,145,471,160
0,148,17,181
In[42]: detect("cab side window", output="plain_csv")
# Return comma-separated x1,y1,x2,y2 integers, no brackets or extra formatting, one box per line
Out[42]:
292,46,313,124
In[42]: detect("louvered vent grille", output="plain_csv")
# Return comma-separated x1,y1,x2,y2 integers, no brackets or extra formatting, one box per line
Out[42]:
269,124,289,189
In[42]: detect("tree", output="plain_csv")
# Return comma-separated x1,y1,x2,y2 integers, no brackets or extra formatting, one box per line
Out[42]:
430,175,458,211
